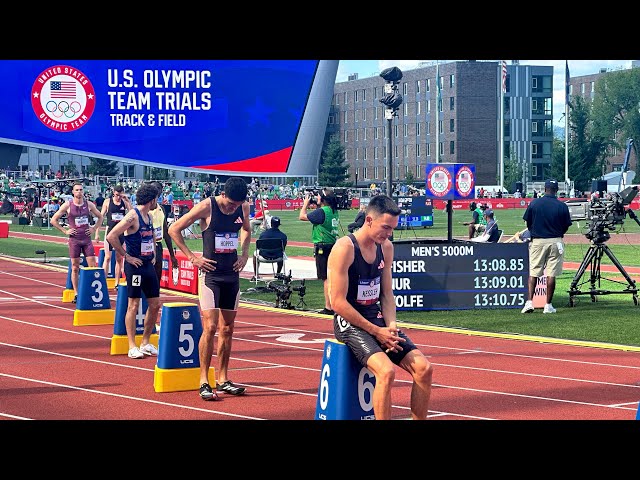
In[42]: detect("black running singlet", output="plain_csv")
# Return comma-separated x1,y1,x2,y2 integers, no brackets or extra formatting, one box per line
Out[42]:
346,233,385,319
202,196,244,278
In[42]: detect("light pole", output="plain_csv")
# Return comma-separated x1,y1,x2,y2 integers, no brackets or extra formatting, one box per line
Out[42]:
379,67,403,198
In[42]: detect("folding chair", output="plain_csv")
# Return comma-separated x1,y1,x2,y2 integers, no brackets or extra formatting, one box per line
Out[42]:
496,229,504,243
253,238,287,283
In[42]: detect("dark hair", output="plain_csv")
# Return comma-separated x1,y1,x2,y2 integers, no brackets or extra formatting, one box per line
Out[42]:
469,201,477,210
366,195,401,217
223,177,248,201
113,184,124,193
150,181,163,193
320,192,339,213
136,183,159,206
270,216,281,229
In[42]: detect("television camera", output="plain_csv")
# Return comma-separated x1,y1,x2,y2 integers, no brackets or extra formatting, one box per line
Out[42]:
266,271,307,310
567,185,640,306
567,186,640,244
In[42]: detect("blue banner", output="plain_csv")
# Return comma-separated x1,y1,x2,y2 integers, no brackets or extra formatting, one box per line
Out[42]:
0,60,320,174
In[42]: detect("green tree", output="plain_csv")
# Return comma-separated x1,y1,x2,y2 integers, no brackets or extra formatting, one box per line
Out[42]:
404,170,416,185
318,136,349,186
64,159,78,176
503,153,523,193
591,67,640,154
145,167,173,181
568,96,608,192
87,157,119,177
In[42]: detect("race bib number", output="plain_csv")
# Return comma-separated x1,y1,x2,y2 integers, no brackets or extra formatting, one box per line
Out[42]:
215,232,239,253
141,239,154,255
131,275,141,286
111,213,124,221
357,277,380,305
75,215,89,226
154,226,163,241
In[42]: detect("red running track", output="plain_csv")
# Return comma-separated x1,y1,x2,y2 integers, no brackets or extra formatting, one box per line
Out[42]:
1,255,640,421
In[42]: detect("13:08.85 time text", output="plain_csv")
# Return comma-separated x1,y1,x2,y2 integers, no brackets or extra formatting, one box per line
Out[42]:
473,258,525,272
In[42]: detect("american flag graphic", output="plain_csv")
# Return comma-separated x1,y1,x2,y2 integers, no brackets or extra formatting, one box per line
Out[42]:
434,172,443,180
50,81,76,99
501,60,507,93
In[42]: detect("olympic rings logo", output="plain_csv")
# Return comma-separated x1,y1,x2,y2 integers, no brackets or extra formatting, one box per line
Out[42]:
45,100,83,119
31,65,96,132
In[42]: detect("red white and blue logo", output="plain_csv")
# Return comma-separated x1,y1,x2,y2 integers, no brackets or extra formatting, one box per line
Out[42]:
427,166,453,197
31,65,96,132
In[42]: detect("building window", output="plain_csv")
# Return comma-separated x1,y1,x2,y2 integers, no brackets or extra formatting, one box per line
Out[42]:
362,89,366,102
532,165,538,177
416,101,421,116
375,166,379,178
427,143,431,156
532,143,538,156
364,148,368,160
355,90,359,102
334,93,339,105
374,128,379,140
504,96,510,115
439,120,443,134
362,108,366,121
404,144,409,158
591,81,595,93
450,119,455,132
403,124,408,137
344,92,348,104
344,111,348,124
355,109,359,123
416,143,421,157
426,121,431,134
426,79,430,92
403,82,408,96
375,146,379,159
394,125,398,138
416,80,421,94
581,83,585,94
532,121,538,133
439,142,444,155
374,107,378,120
450,74,455,88
531,99,537,114
416,122,421,136
449,140,455,154
394,145,399,159
404,102,409,116
532,77,538,90
344,130,348,142
363,127,367,141
363,166,368,178
355,129,359,141
450,96,455,111
427,99,431,113
416,163,421,177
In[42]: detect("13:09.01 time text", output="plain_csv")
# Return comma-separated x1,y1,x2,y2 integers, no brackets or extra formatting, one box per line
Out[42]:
474,276,525,289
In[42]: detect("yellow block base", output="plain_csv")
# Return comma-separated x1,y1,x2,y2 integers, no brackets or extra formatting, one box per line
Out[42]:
62,289,75,303
73,309,116,326
154,366,215,393
110,333,159,355
106,277,117,289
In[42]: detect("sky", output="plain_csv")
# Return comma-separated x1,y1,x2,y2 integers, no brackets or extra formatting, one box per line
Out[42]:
336,60,634,126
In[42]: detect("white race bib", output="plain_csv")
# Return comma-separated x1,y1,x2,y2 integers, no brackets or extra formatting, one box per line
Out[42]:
141,239,154,255
154,226,163,241
357,277,381,305
215,232,239,253
112,213,124,221
75,215,89,226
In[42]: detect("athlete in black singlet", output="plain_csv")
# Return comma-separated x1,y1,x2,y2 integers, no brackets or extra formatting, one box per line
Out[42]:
328,194,433,420
168,177,251,401
96,184,131,289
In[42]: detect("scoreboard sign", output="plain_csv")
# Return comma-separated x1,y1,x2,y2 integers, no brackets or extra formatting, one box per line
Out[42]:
391,240,529,311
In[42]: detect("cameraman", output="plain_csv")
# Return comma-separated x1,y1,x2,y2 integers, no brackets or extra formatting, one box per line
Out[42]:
299,188,341,315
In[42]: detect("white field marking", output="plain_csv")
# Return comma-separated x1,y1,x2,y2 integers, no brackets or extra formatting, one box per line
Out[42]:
2,311,638,413
0,289,75,312
0,269,67,288
0,412,33,420
0,373,264,420
235,318,640,372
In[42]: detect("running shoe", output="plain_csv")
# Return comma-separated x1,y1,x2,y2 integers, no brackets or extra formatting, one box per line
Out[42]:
318,308,334,316
521,300,534,314
72,294,78,304
139,343,158,356
216,380,246,395
543,304,557,314
199,383,219,401
128,347,144,359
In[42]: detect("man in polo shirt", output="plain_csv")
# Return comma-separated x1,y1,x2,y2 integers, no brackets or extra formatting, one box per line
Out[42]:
521,179,572,314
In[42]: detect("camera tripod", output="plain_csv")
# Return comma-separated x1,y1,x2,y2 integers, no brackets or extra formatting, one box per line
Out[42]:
568,237,638,306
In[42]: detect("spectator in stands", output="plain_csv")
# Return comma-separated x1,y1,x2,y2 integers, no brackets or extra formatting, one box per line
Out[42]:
94,191,105,209
252,216,287,280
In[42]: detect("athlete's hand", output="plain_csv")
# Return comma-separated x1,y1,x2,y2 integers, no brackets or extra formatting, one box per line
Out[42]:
191,255,216,272
125,253,142,267
170,255,179,269
233,254,249,272
376,325,404,354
